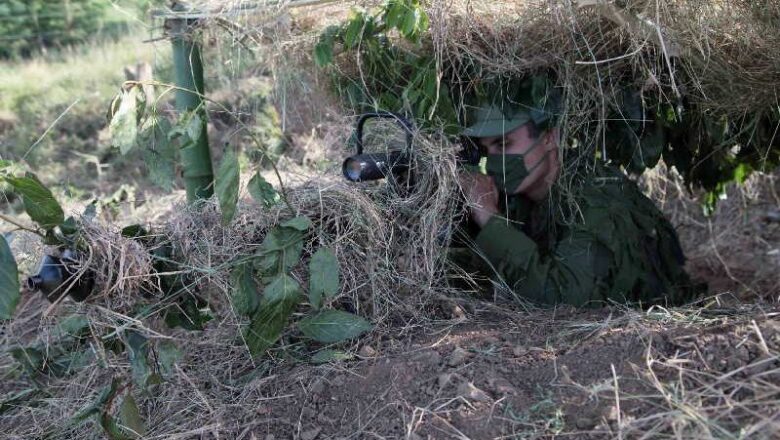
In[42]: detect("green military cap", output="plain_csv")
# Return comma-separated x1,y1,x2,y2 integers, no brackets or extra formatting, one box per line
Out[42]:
461,105,532,138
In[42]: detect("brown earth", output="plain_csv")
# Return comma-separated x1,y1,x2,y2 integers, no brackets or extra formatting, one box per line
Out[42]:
4,295,778,440
211,302,780,440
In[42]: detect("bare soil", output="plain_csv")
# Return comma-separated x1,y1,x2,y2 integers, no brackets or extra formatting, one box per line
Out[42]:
217,302,780,440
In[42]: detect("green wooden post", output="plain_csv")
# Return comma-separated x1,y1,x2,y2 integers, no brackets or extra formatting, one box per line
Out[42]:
167,5,214,202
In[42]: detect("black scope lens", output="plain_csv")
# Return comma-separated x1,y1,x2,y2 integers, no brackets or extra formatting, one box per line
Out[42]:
342,151,407,182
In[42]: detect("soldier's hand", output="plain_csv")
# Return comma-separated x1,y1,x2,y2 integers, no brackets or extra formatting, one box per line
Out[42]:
461,172,499,228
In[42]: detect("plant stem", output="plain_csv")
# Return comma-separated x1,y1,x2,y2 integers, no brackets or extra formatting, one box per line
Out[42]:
0,213,44,238
126,80,296,214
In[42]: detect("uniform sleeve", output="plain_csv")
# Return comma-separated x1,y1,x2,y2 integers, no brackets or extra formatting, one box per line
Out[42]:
474,216,607,306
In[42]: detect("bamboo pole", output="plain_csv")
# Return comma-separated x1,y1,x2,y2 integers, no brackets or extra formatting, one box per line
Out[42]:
167,3,214,202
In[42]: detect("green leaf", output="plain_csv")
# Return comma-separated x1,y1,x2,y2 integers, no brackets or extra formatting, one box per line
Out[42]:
384,0,404,29
156,340,182,376
311,349,353,364
231,264,260,316
0,235,19,320
0,388,39,415
733,163,752,184
101,413,134,440
4,173,64,229
400,8,418,38
120,224,149,239
308,248,340,309
125,331,153,390
117,394,145,439
314,25,340,67
186,111,203,142
247,172,280,208
343,12,365,49
10,346,44,375
58,314,90,338
257,224,306,277
314,39,334,67
110,87,140,155
163,296,212,331
215,148,240,224
298,310,372,343
72,378,119,423
59,216,79,236
0,160,12,169
281,216,312,231
245,274,302,357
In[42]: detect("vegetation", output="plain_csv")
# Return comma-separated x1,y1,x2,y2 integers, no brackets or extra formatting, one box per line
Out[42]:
0,1,778,438
314,0,780,213
0,0,157,59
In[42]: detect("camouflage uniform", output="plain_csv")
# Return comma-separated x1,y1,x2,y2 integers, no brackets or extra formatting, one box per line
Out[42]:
464,165,699,306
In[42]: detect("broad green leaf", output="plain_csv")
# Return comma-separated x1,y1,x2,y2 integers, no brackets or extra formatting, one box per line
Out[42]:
281,216,312,231
298,310,372,343
118,394,145,439
5,173,64,229
257,226,305,277
245,274,302,357
72,378,120,422
733,163,752,184
308,248,340,309
156,340,182,376
10,347,44,375
0,235,19,320
314,40,334,67
110,87,140,155
401,9,415,36
186,111,203,142
59,216,78,236
83,202,98,221
343,12,365,49
231,264,260,316
247,172,280,208
261,226,306,252
163,297,212,331
384,0,404,28
0,389,38,415
314,25,340,67
125,331,153,390
58,314,90,338
120,224,149,239
215,148,240,224
101,413,134,440
311,349,353,364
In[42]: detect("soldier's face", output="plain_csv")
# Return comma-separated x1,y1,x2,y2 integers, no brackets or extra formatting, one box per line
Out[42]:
478,124,560,200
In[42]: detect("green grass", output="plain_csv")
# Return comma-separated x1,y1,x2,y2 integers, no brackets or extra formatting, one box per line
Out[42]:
0,31,172,192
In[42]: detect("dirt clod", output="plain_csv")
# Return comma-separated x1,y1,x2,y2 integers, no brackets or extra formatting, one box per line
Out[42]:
358,345,377,358
457,381,492,402
300,427,321,440
448,347,470,367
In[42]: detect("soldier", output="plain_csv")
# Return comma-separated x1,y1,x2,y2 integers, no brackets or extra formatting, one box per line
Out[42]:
459,104,700,306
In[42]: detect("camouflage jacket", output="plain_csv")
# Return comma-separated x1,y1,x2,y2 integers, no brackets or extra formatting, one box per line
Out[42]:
464,166,699,306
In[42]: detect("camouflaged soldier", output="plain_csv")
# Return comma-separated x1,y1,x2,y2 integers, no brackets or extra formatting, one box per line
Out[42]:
458,105,700,306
